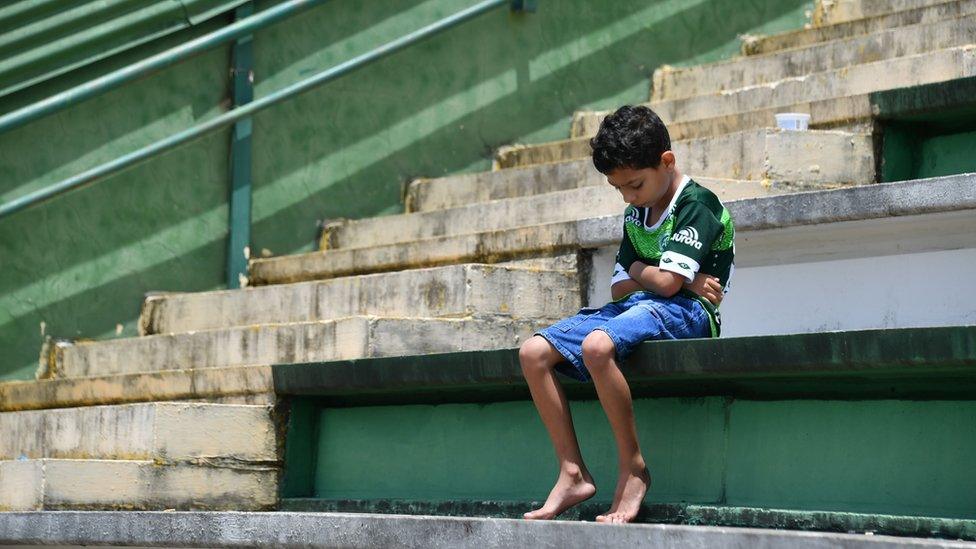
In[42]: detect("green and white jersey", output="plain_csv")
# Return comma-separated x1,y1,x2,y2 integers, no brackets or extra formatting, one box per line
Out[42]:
612,175,735,334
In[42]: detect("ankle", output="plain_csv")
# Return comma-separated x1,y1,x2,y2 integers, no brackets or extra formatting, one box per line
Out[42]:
617,458,647,476
559,462,589,480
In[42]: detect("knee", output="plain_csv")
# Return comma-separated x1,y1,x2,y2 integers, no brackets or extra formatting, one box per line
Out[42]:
581,330,616,370
519,336,554,376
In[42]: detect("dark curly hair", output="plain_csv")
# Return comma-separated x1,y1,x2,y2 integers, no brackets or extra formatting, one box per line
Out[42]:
590,105,671,175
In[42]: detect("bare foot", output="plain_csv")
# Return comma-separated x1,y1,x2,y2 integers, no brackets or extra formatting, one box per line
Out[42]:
595,468,651,524
524,467,597,520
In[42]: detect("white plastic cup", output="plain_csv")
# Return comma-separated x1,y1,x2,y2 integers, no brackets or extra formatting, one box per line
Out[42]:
775,112,811,131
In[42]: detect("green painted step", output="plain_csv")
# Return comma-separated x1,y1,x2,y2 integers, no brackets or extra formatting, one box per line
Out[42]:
274,327,976,522
273,326,976,403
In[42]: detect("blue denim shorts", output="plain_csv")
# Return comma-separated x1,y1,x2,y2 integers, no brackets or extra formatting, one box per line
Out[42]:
536,291,710,382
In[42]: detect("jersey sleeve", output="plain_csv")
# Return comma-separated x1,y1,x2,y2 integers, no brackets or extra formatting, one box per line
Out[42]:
660,199,723,283
611,223,638,286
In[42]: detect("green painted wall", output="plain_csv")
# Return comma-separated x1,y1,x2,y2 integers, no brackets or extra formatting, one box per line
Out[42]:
311,398,976,519
0,0,810,380
882,125,976,182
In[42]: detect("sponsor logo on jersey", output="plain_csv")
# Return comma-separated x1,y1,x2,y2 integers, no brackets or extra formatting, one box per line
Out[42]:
671,227,702,249
625,207,641,226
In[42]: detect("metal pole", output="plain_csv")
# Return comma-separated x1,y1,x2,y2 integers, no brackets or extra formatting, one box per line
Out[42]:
227,2,255,289
0,0,329,135
0,0,509,219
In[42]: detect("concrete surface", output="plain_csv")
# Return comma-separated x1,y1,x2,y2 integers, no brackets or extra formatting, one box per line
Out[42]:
252,181,777,285
495,128,873,184
0,403,275,462
0,511,973,547
0,365,275,412
0,461,277,511
813,0,952,27
53,317,549,378
651,46,976,123
654,14,976,100
140,265,581,335
746,0,976,54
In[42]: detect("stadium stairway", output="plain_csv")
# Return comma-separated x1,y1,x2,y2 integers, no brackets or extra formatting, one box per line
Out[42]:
1,0,975,546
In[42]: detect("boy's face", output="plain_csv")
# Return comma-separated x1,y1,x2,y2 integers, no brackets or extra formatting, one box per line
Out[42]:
606,153,675,208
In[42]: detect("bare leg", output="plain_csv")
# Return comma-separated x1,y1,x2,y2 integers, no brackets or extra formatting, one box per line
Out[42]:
519,336,597,519
581,330,651,524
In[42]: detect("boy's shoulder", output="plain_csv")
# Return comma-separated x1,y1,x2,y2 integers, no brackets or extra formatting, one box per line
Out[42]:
674,178,724,213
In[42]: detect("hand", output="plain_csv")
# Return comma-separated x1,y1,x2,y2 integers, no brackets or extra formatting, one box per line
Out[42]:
685,273,723,306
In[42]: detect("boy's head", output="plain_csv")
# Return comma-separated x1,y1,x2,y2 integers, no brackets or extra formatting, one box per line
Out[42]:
590,105,677,208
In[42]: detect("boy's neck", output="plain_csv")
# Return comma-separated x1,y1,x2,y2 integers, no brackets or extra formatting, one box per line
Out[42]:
651,168,684,213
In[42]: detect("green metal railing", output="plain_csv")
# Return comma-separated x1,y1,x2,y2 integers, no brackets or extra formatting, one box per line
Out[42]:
0,0,534,286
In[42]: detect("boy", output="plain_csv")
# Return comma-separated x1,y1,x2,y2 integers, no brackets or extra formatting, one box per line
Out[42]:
519,105,734,523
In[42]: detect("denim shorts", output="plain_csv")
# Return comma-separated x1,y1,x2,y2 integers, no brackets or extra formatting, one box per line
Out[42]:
536,291,711,382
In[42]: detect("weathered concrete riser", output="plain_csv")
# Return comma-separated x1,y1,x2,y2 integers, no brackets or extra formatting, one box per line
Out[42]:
653,14,976,101
651,47,976,124
572,92,875,141
412,146,810,211
494,129,873,186
251,182,771,283
0,403,275,462
54,317,550,378
140,265,581,335
813,0,953,27
0,460,277,511
324,186,622,250
745,0,976,55
406,160,603,213
0,365,274,412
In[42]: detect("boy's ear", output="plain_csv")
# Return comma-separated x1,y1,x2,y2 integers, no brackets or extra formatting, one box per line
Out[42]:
660,150,675,169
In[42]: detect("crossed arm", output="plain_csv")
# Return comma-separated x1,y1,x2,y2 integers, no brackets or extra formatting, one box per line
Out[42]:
610,260,723,304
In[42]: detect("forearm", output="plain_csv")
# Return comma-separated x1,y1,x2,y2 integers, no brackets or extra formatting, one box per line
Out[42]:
627,261,684,298
610,278,643,301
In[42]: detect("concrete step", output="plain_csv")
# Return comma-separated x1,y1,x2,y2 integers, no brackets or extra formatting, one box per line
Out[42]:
573,47,976,140
653,14,976,101
0,402,275,462
253,181,795,286
651,46,976,126
49,317,547,379
140,264,581,335
492,128,873,185
406,159,603,213
0,365,275,412
744,0,976,55
813,0,954,27
0,459,277,511
572,93,874,142
2,511,973,547
409,152,784,212
282,500,976,541
324,185,621,249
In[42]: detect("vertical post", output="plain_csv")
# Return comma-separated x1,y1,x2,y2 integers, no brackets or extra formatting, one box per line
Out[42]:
227,2,255,289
